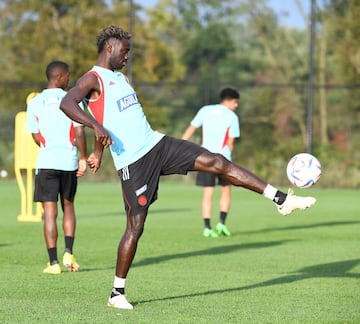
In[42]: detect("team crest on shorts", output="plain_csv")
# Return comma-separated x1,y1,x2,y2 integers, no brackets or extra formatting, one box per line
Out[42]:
138,195,147,206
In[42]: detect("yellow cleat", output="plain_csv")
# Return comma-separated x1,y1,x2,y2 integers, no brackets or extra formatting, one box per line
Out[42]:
43,263,61,274
62,252,80,272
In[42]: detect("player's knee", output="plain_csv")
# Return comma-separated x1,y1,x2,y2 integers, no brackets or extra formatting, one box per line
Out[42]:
212,153,228,172
127,214,145,238
198,151,226,169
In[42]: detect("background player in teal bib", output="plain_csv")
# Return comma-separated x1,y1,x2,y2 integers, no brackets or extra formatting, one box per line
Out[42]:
27,61,87,274
183,88,240,238
60,25,316,310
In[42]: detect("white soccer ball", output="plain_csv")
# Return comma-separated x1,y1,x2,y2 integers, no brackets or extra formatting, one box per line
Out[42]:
286,153,322,188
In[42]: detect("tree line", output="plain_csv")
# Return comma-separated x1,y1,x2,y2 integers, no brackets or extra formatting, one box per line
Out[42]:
0,0,359,187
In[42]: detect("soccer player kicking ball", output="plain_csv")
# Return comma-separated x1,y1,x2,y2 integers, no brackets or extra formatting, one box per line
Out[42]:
60,25,316,309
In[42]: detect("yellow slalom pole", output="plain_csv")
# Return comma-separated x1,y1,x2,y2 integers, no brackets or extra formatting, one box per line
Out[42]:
14,93,42,222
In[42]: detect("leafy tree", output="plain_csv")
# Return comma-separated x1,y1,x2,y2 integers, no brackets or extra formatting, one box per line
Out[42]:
320,0,360,151
0,0,181,173
1,0,359,186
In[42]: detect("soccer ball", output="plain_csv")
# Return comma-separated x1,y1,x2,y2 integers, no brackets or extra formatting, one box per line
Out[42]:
286,153,322,188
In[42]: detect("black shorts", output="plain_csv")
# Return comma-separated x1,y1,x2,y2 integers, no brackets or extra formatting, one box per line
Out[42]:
118,136,207,216
34,169,78,202
196,171,230,187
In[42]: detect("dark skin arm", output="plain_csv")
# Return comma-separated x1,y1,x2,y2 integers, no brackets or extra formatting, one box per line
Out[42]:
87,134,104,173
60,73,112,173
60,73,112,148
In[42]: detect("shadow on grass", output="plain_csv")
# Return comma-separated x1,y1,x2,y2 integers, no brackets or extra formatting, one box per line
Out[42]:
236,220,360,235
80,240,288,272
85,208,192,218
133,240,289,268
134,258,360,306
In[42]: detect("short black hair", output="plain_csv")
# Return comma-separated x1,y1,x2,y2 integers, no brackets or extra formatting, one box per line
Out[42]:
96,25,131,53
219,88,240,101
45,61,69,81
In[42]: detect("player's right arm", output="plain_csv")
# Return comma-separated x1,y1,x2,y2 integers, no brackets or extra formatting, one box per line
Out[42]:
60,74,112,148
26,101,42,147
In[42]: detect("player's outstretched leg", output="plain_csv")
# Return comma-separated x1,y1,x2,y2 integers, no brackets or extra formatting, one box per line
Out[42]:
194,152,316,216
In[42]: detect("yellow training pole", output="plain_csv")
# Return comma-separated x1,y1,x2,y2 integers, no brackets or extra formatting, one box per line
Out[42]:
14,93,42,222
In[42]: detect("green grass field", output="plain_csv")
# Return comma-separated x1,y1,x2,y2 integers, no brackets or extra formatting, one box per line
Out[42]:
1,179,359,323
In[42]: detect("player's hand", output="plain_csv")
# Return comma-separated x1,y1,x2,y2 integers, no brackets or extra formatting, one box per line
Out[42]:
94,124,113,148
77,157,87,177
87,152,102,174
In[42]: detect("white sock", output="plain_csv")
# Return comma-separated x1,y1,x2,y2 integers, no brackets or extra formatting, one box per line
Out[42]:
113,276,126,289
263,184,278,201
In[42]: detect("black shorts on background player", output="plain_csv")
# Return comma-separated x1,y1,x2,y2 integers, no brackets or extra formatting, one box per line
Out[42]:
34,169,77,202
196,171,230,187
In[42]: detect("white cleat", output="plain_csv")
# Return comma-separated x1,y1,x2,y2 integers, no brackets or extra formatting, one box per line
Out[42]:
108,290,133,310
277,189,316,216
